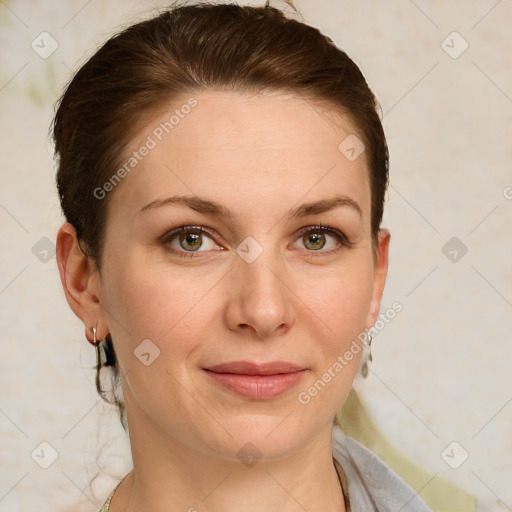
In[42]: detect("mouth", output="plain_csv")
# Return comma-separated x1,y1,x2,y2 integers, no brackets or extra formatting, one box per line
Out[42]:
203,361,307,400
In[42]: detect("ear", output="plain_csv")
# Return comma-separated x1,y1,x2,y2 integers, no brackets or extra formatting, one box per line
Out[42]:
366,228,391,329
55,222,109,342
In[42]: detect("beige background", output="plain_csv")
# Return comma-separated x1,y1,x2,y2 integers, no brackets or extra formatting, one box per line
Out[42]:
1,0,511,510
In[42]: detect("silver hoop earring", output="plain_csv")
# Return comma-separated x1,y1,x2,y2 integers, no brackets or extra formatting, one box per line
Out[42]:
88,322,100,346
90,322,102,371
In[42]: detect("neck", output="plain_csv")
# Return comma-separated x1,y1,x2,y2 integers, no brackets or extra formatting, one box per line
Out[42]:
109,391,346,512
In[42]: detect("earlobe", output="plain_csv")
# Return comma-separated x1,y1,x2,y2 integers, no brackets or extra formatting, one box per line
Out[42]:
366,229,391,329
56,223,107,341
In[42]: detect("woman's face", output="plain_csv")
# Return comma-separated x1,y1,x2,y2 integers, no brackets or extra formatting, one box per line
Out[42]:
92,90,389,461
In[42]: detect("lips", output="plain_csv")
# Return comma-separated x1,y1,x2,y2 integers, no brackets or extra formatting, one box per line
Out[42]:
206,361,305,376
204,361,306,400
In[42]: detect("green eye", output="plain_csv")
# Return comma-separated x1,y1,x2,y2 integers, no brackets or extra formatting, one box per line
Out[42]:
302,231,327,251
178,230,203,251
163,226,219,257
295,224,352,254
161,223,353,259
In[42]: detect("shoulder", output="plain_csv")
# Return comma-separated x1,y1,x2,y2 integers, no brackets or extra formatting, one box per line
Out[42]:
332,423,433,512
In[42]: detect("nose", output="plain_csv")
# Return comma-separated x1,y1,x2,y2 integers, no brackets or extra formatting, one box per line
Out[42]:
223,246,295,340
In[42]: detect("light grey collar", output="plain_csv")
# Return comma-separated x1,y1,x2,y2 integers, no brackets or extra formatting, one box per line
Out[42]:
332,423,433,511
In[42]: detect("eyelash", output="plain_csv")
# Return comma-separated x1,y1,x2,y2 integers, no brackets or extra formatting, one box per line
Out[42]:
161,223,354,259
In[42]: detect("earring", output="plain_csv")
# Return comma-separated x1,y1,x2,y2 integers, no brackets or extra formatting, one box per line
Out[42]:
89,322,102,371
361,330,373,379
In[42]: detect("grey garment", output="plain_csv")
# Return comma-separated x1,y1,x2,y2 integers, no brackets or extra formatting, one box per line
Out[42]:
332,423,434,512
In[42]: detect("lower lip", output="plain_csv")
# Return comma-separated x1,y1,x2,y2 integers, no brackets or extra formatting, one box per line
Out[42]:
204,370,306,399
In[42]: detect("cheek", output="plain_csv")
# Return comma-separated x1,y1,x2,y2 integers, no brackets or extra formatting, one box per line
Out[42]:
101,251,219,365
298,261,374,345
295,260,373,395
293,266,374,419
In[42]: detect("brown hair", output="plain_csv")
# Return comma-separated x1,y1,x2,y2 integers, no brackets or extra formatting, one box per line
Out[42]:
53,0,389,430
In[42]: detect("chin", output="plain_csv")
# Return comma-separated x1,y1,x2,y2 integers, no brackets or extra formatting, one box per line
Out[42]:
208,413,316,461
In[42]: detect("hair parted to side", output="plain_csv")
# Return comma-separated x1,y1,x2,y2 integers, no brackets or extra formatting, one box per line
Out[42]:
53,0,389,430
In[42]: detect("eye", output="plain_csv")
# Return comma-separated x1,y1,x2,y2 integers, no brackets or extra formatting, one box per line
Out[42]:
162,226,222,257
293,224,353,254
161,223,353,259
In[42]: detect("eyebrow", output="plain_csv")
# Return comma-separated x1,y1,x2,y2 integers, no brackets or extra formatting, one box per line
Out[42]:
137,193,363,220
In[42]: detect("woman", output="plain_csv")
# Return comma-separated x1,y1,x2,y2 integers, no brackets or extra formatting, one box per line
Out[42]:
53,2,479,511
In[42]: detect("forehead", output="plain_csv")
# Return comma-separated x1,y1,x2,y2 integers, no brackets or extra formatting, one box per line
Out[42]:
106,90,371,222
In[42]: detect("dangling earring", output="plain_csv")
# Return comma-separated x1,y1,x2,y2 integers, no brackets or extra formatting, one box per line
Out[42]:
361,330,373,379
89,322,102,371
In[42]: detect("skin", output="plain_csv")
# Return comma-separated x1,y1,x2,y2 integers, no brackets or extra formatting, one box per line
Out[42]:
57,90,390,512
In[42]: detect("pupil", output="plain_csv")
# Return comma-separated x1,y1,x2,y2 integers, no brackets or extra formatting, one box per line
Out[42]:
181,232,201,250
307,232,325,250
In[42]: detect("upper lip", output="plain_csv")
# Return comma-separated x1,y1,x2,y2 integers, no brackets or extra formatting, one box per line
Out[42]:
205,361,305,376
